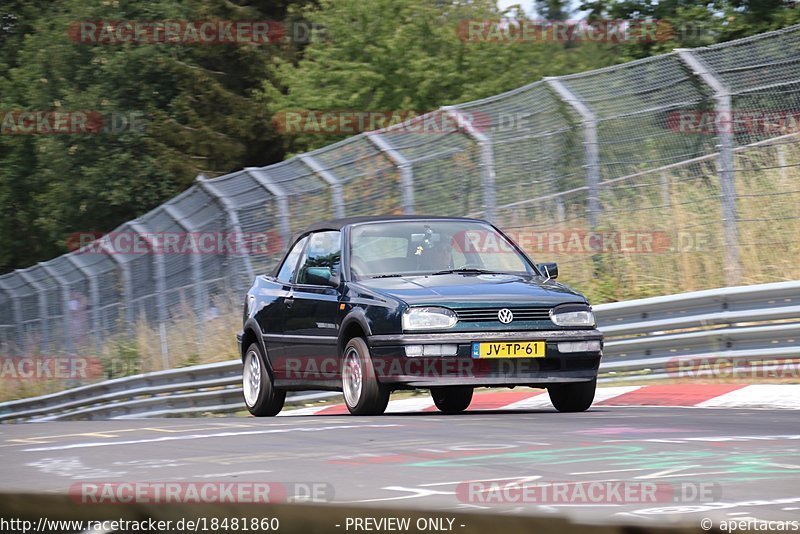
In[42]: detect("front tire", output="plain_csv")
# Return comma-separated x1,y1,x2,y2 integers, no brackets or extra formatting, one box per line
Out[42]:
342,337,389,415
243,343,285,416
431,386,473,414
547,378,596,412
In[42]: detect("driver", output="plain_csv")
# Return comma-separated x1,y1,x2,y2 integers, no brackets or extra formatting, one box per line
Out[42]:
418,239,452,271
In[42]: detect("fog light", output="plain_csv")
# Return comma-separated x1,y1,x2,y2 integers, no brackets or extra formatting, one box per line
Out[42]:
441,344,459,356
423,344,458,356
405,345,424,357
558,340,601,353
405,344,459,357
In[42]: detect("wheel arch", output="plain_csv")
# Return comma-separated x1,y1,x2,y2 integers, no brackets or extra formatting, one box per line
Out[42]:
242,317,275,376
338,310,372,357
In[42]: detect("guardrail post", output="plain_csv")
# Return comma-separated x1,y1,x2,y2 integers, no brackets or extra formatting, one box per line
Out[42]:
365,132,415,215
38,263,74,356
544,77,601,231
677,49,740,286
442,107,497,222
245,168,292,249
163,204,206,329
15,270,49,354
195,175,255,291
298,154,346,218
129,221,170,369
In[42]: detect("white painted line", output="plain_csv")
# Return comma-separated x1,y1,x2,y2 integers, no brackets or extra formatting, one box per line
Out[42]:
278,406,331,416
385,397,435,414
501,393,552,411
193,470,273,478
697,384,800,409
502,386,642,411
592,386,643,403
23,424,402,452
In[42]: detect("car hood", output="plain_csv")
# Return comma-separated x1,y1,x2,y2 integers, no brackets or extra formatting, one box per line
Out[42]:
353,273,587,308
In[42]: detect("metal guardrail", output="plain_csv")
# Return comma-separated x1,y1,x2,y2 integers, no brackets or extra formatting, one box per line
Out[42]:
1,280,798,422
595,280,800,382
0,360,339,423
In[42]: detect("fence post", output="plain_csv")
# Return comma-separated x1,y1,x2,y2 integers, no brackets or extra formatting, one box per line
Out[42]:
62,257,103,355
38,262,74,356
0,277,24,355
129,221,170,369
298,154,346,218
676,49,741,286
365,132,415,215
660,172,671,206
245,168,292,248
195,174,255,291
544,77,601,231
163,204,206,326
15,269,49,354
99,241,134,337
776,143,788,181
442,107,497,222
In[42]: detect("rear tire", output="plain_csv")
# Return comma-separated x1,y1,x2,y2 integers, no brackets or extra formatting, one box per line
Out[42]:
547,378,596,412
243,343,285,416
342,337,390,415
431,386,473,414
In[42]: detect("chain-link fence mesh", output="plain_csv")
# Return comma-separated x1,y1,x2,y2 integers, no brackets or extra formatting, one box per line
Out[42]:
1,24,799,375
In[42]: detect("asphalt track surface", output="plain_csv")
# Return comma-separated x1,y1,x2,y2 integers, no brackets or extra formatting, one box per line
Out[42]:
1,406,799,527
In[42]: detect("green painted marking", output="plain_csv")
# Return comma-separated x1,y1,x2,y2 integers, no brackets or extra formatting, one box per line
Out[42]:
408,444,800,480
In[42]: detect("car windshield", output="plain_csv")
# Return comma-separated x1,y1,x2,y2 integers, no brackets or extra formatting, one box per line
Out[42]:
348,220,536,279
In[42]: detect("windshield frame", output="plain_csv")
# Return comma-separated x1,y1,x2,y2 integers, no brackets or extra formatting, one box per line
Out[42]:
344,218,541,281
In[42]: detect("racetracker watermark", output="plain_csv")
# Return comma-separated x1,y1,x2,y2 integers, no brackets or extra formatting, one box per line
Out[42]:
67,231,284,255
0,356,103,382
666,357,800,380
457,19,673,43
667,110,800,135
275,356,601,381
455,229,710,255
456,480,721,504
69,20,287,45
0,111,146,135
272,109,491,135
69,482,333,504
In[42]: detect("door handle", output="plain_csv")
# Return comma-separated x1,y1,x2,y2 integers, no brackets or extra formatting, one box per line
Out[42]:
285,296,294,308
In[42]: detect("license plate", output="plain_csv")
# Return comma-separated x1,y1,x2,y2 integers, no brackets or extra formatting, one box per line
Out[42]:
471,341,545,359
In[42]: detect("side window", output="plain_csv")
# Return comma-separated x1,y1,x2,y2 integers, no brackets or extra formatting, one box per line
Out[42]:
276,236,308,283
296,231,341,285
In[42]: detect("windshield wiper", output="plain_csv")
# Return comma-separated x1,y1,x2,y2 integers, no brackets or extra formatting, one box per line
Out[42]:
367,273,408,279
429,268,500,276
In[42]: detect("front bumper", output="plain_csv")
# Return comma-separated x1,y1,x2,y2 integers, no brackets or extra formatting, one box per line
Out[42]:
367,329,602,387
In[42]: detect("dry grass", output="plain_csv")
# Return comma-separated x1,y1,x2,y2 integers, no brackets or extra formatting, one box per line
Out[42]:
0,298,241,402
507,141,800,303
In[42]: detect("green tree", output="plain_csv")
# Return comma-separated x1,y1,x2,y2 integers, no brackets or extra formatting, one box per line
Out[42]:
261,0,622,153
0,0,306,272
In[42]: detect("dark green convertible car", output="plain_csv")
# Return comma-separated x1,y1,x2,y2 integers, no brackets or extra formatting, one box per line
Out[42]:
237,216,603,416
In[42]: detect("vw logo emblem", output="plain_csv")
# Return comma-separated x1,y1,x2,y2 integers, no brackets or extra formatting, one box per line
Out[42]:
498,308,514,324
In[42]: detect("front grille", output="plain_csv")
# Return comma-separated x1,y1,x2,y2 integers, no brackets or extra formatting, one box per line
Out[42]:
455,307,552,322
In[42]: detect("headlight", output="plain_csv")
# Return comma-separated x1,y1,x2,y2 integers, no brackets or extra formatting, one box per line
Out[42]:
550,307,595,327
402,307,457,330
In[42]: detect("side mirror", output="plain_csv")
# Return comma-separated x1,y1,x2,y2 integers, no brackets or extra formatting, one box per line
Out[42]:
537,262,559,280
305,267,339,287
